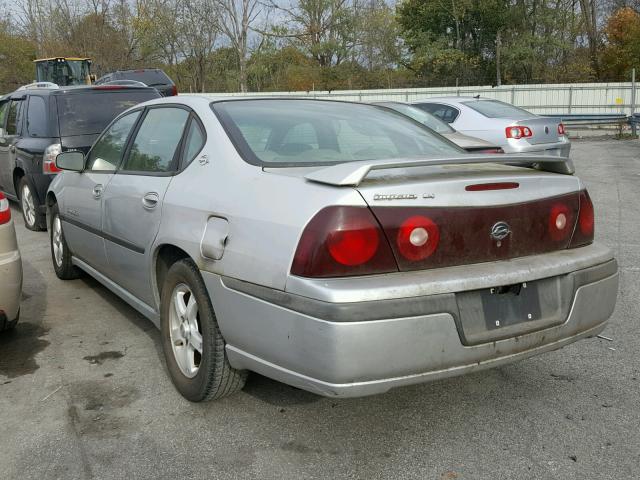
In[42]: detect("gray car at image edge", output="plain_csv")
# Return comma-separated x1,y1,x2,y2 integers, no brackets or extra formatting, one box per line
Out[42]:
47,96,617,402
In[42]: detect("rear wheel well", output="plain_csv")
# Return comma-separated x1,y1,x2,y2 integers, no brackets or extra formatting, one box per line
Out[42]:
13,168,25,196
155,245,191,301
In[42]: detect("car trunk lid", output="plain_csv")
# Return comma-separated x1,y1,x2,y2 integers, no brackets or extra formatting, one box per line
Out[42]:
513,117,563,145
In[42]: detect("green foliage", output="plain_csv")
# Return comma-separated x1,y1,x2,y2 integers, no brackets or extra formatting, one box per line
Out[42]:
0,22,36,93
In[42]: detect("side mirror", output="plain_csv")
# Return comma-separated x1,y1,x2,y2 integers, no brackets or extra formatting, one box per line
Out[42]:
56,151,85,172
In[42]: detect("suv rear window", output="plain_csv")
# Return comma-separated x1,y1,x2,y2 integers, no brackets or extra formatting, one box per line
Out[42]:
116,70,173,86
56,90,160,137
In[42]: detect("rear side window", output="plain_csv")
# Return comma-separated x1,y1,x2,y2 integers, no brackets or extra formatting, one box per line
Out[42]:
413,103,460,123
86,111,141,171
183,120,205,165
6,100,24,135
0,101,9,129
56,90,160,137
463,100,534,119
27,96,49,137
122,107,189,173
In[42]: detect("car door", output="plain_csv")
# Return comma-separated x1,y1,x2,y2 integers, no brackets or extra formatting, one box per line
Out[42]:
101,106,191,306
0,98,25,197
60,110,142,271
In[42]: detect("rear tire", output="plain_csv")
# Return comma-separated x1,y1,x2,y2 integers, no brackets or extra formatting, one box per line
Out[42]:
19,177,45,231
0,309,19,332
160,259,247,402
49,204,81,280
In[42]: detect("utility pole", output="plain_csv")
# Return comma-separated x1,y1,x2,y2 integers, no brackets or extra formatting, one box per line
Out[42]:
496,30,502,87
632,68,637,137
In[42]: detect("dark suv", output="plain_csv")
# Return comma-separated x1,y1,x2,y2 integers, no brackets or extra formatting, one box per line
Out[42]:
0,84,161,230
95,69,177,97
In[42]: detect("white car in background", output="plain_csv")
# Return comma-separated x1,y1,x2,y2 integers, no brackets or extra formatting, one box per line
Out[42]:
411,97,571,157
0,192,22,331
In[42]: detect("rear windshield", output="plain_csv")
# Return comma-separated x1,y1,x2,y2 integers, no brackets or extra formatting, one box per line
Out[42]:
116,70,172,86
378,103,455,134
212,100,463,166
463,100,535,119
56,90,159,137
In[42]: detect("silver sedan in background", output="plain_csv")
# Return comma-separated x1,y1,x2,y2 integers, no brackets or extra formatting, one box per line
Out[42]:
373,101,503,153
48,96,615,402
411,97,571,157
0,192,22,331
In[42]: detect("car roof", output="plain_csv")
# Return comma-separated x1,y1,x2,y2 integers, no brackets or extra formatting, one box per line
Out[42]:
411,96,498,106
10,85,158,97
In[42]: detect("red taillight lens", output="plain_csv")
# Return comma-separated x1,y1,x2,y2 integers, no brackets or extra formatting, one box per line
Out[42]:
0,193,11,225
569,190,595,248
465,182,519,191
291,206,397,278
170,85,178,96
549,202,573,242
396,216,440,261
558,123,566,135
505,126,533,139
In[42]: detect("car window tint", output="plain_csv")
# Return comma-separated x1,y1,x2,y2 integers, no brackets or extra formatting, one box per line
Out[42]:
463,100,534,119
380,103,455,133
6,100,24,135
0,101,9,129
122,108,189,173
27,96,48,137
86,111,141,171
183,120,205,165
414,103,460,123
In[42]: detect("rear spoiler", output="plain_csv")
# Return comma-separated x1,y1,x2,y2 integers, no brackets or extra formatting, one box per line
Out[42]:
304,154,574,187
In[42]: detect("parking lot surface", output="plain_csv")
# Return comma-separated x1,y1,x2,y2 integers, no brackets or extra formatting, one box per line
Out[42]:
0,140,638,480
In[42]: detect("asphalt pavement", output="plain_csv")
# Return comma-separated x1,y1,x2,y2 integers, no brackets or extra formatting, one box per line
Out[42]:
0,139,638,479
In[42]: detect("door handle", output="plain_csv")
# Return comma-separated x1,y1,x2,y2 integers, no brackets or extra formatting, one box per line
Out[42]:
142,192,159,209
92,184,104,199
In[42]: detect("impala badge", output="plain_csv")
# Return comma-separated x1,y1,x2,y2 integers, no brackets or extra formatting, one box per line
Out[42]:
490,221,511,241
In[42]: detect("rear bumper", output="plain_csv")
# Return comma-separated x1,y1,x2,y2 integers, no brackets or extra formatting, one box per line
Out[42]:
203,244,617,398
0,221,22,322
504,139,571,157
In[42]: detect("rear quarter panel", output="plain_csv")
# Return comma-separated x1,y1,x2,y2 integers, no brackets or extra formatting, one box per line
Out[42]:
153,103,365,297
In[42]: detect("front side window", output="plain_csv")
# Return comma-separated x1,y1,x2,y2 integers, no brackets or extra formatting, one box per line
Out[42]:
122,107,189,173
27,96,48,137
413,103,460,124
86,111,141,171
212,100,463,166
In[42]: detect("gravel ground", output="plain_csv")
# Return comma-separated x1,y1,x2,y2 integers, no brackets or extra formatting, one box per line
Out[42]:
0,139,638,480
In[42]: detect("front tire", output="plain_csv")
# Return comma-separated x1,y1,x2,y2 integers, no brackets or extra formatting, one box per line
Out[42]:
49,204,81,280
19,177,45,231
160,259,246,402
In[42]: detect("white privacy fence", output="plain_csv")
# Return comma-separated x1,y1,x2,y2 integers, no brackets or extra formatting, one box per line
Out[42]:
198,82,640,115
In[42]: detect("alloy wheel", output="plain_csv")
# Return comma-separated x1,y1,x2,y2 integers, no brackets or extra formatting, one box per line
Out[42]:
52,215,64,267
169,283,204,378
21,184,36,227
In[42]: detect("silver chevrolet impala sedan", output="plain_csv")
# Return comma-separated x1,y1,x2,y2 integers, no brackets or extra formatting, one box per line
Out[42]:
47,96,618,402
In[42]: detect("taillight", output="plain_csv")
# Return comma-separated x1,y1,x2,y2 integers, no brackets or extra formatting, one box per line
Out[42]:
569,190,595,248
0,192,10,225
291,206,397,278
548,202,573,242
558,123,566,135
505,126,533,139
170,85,178,96
396,216,440,261
43,143,62,174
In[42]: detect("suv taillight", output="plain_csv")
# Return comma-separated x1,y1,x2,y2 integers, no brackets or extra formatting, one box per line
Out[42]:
0,192,10,225
569,190,595,248
290,206,397,278
43,143,62,174
170,85,178,96
505,126,533,139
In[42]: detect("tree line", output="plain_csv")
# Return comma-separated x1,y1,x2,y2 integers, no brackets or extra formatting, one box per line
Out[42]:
1,0,640,94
